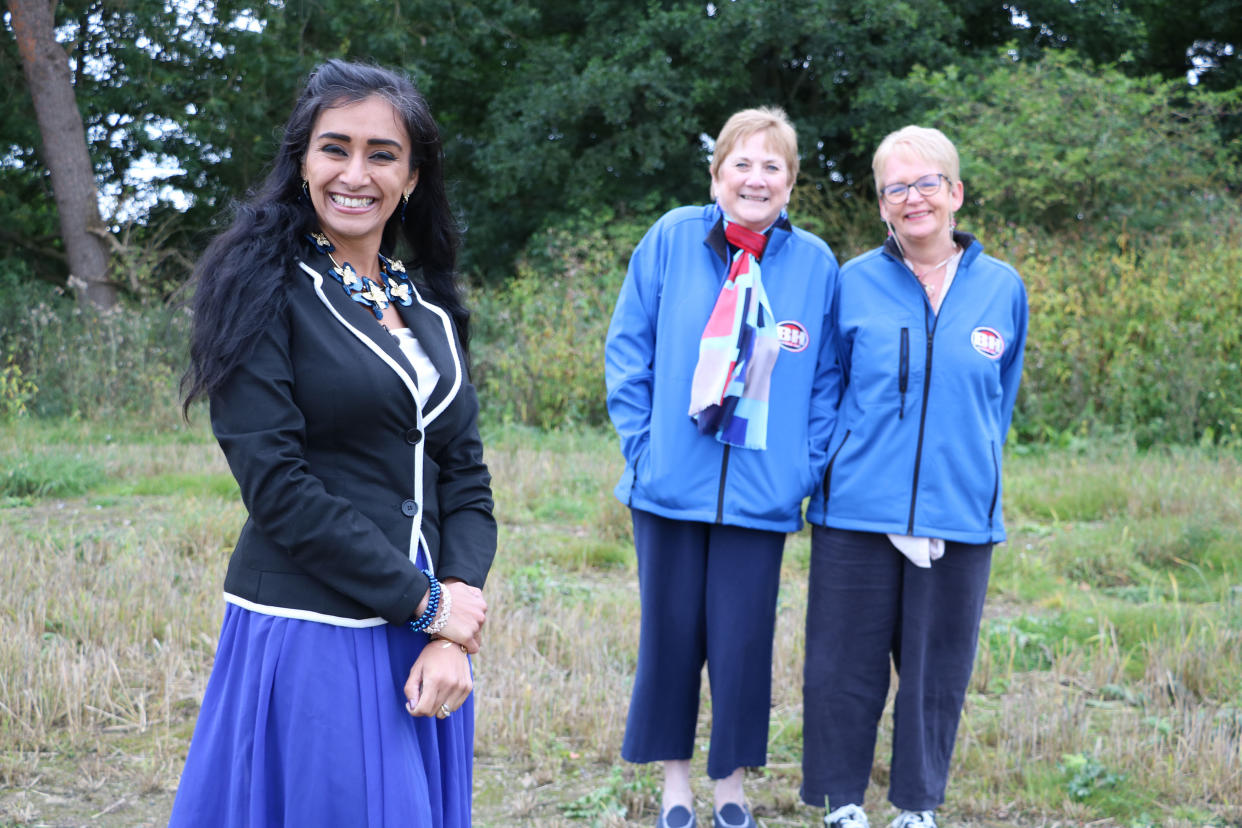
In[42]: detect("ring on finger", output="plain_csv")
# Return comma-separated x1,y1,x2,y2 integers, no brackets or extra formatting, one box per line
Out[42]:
437,703,451,719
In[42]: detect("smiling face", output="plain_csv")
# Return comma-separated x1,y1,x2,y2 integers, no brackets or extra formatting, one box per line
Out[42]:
710,130,794,233
877,148,964,249
301,95,419,264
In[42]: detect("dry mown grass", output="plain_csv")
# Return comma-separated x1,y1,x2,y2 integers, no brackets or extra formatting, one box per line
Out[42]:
1,423,1239,827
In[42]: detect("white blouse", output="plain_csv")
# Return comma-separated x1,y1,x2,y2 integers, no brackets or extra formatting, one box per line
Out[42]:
391,327,441,411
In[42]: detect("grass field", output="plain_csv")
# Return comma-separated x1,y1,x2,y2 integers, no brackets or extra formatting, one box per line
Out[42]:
1,418,1239,827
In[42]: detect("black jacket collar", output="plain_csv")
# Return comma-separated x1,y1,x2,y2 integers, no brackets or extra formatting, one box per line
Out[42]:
295,246,462,423
882,229,978,263
704,209,794,266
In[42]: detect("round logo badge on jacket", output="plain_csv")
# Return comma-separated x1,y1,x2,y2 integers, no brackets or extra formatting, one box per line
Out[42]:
777,320,809,353
971,326,1005,359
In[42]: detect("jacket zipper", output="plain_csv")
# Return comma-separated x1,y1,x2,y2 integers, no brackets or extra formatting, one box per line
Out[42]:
715,445,731,524
820,430,852,513
987,440,999,532
906,313,938,534
898,327,909,419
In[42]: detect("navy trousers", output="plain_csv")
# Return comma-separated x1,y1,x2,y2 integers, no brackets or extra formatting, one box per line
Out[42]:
801,528,992,811
622,509,786,779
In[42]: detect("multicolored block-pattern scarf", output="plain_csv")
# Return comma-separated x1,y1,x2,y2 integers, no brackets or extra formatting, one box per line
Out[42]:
688,221,780,450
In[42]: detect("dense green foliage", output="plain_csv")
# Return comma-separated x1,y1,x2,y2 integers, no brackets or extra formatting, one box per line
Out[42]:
4,185,1242,449
464,53,1242,446
858,49,1241,237
4,0,1240,285
0,263,186,423
1006,222,1242,448
468,211,1242,448
3,3,1242,444
471,213,648,428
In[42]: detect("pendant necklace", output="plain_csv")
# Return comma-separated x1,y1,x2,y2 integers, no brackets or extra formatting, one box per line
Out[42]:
306,232,414,319
909,249,957,297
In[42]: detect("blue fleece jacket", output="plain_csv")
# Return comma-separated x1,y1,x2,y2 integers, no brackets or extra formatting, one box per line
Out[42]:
804,232,1028,543
605,203,840,532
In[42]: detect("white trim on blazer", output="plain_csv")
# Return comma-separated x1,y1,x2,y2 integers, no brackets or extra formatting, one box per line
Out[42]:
300,260,426,566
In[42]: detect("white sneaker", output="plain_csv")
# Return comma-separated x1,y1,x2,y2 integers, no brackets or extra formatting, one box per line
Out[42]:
889,811,937,828
825,803,870,828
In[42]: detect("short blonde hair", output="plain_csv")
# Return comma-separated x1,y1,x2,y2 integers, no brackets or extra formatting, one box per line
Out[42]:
872,125,960,194
710,106,800,186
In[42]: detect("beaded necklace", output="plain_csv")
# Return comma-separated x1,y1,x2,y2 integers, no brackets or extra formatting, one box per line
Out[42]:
306,232,415,320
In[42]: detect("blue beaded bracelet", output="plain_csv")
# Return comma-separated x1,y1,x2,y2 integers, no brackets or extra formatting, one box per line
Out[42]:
408,570,441,633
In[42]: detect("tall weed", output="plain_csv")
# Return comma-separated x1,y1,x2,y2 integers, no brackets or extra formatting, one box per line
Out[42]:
1004,222,1242,446
472,214,649,429
0,266,187,422
0,354,37,420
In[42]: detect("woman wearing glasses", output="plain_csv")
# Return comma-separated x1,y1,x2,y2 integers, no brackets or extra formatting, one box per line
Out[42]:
800,126,1028,828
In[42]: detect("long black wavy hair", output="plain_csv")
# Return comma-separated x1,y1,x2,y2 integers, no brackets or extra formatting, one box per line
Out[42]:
181,59,466,417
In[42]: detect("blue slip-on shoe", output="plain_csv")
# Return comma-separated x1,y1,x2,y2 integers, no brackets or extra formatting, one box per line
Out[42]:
713,802,757,828
658,804,697,828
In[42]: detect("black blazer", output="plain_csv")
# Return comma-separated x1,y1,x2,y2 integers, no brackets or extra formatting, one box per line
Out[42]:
210,243,496,627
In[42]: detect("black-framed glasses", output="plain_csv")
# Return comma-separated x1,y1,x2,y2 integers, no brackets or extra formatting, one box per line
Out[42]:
880,173,949,204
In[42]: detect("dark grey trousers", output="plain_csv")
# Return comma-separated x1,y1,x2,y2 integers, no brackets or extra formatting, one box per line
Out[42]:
801,527,993,812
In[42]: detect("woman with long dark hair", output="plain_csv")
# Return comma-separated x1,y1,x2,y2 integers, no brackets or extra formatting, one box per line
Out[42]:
171,59,495,828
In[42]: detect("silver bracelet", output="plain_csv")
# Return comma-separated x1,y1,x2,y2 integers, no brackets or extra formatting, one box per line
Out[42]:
424,581,452,635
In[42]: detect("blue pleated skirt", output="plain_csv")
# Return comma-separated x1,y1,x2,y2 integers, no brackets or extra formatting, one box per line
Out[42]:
168,603,474,828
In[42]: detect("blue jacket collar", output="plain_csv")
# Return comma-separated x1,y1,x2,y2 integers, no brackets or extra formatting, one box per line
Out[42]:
882,230,982,268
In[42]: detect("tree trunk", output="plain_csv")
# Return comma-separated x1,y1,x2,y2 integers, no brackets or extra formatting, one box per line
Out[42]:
7,0,116,309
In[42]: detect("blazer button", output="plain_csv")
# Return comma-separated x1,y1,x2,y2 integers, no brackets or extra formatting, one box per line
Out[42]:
401,499,420,517
405,427,423,445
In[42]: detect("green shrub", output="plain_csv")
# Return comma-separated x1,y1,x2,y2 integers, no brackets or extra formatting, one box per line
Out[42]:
472,212,651,429
0,355,36,420
855,47,1240,240
839,47,1242,445
1000,222,1242,446
470,201,1242,444
0,269,187,422
787,178,881,264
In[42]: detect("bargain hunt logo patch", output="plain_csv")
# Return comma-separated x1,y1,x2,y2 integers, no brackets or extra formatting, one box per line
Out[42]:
777,320,809,353
970,327,1005,359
